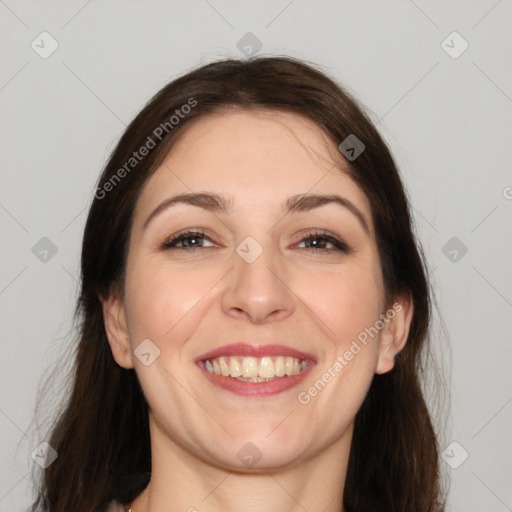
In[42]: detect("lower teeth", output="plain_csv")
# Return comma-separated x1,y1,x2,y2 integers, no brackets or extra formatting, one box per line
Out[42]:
233,376,280,383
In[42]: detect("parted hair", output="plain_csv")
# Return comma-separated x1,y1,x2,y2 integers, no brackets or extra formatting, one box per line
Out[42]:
31,55,448,512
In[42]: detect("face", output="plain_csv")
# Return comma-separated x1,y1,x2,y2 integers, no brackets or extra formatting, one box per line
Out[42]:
103,110,411,471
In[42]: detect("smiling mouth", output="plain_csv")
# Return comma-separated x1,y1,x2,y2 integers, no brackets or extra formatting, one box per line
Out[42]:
202,355,308,382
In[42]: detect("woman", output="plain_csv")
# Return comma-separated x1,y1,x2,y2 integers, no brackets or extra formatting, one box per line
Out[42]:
31,56,447,512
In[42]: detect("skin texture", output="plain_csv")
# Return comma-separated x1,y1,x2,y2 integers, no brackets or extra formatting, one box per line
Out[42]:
102,110,413,512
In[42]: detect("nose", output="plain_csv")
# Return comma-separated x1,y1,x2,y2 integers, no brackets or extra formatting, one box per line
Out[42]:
221,238,296,324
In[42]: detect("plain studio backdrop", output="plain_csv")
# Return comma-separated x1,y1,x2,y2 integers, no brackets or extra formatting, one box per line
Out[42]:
1,1,511,511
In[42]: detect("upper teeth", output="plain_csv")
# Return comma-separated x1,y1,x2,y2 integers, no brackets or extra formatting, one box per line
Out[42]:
204,356,307,379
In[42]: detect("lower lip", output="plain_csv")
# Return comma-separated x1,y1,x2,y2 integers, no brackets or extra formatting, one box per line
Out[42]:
198,363,315,397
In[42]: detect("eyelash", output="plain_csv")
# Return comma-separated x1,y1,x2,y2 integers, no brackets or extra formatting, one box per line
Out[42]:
160,229,349,253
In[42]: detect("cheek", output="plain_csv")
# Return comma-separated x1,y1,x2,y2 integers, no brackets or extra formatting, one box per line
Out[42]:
123,258,219,347
294,267,383,432
293,261,385,348
123,239,385,356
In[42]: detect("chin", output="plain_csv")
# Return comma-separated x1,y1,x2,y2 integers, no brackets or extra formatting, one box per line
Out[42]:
197,427,310,472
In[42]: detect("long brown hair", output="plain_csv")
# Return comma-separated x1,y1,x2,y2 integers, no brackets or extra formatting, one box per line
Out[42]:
30,55,449,512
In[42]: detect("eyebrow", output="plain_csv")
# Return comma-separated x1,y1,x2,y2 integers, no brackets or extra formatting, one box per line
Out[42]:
143,192,370,234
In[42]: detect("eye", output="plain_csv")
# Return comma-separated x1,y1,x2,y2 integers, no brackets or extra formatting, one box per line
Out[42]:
160,229,349,253
161,230,216,250
296,230,349,253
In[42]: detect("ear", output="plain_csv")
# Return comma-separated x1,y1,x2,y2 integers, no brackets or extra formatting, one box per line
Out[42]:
99,290,134,369
375,293,414,375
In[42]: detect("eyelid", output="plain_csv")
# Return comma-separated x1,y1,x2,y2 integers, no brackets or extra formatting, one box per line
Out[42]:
160,228,350,253
292,229,349,252
161,229,217,249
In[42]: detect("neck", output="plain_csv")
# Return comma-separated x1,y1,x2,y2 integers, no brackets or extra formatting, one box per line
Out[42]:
128,419,352,512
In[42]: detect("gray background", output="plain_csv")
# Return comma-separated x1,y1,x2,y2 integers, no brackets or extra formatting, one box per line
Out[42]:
1,1,511,510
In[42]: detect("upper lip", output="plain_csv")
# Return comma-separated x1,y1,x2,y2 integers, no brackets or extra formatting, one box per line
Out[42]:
195,343,317,363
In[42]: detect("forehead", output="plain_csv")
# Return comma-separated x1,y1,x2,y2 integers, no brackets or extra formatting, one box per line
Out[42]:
136,109,372,224
166,109,341,177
